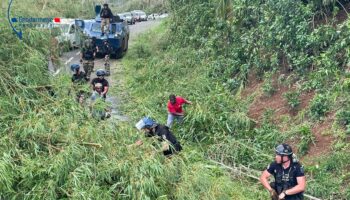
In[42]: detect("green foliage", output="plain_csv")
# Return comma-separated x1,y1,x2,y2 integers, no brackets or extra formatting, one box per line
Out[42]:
283,91,301,109
336,103,350,127
296,124,314,156
309,93,330,120
262,72,275,97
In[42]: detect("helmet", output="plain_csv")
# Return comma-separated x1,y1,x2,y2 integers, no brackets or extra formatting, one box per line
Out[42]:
103,3,108,7
96,69,106,76
135,117,156,130
103,39,108,43
70,64,80,71
275,143,293,156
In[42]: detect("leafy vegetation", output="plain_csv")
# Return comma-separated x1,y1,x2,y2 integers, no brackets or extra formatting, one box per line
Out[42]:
2,0,350,199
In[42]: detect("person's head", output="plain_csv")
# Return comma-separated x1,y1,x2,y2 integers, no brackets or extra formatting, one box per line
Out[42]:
169,94,176,105
70,64,80,73
275,143,293,164
96,69,106,79
135,117,157,133
103,3,108,8
94,83,103,92
103,39,108,45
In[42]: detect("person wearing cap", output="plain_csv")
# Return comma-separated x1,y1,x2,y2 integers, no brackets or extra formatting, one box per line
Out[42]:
167,94,192,128
100,3,113,37
260,143,306,200
135,117,182,156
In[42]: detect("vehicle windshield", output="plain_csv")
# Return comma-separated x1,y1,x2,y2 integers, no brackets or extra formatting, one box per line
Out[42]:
91,22,122,33
55,24,69,33
124,13,131,17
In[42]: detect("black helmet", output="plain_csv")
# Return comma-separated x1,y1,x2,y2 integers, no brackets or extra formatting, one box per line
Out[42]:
103,3,108,7
275,143,293,156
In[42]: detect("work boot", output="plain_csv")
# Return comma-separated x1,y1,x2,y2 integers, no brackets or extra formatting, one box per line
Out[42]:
101,32,104,37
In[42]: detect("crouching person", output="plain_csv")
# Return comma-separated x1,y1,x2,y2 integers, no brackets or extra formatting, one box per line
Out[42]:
90,83,111,120
135,117,182,156
260,143,306,200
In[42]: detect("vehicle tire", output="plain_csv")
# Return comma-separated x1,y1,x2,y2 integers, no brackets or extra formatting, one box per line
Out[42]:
115,47,123,59
124,38,128,52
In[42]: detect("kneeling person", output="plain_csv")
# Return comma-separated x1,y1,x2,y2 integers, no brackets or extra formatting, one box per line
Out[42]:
135,117,182,156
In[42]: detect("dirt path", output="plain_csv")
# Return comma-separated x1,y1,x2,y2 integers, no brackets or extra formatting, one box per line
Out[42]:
58,20,163,120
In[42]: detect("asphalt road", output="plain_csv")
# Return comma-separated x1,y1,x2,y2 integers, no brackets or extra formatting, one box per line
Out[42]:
58,19,162,120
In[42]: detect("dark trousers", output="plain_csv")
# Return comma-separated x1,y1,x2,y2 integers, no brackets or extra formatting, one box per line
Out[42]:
270,182,303,200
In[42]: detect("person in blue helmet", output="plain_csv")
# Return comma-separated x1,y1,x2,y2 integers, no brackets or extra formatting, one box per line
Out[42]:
260,143,306,200
71,64,88,104
135,117,182,156
71,64,88,83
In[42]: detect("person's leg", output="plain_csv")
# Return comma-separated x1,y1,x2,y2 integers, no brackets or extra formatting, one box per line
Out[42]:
105,18,110,34
166,113,174,127
176,115,184,124
83,61,89,79
105,55,110,74
101,18,106,34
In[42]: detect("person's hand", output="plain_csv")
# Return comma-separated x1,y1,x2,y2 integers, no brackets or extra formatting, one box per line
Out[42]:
278,191,286,200
161,142,169,151
269,189,279,200
135,140,143,146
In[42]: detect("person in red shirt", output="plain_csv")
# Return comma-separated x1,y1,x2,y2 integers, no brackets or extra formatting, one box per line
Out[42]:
167,94,192,127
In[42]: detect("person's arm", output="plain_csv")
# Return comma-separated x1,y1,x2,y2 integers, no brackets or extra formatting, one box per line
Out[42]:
260,170,274,192
185,99,192,104
102,86,109,95
80,51,83,62
282,176,306,196
108,8,113,18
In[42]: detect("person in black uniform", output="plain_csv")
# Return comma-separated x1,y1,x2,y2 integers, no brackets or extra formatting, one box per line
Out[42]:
260,143,306,200
135,117,182,156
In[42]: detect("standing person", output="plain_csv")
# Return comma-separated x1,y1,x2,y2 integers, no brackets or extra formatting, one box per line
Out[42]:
260,144,306,200
135,117,182,156
167,94,192,127
91,69,109,99
100,39,112,75
100,3,113,37
80,38,96,80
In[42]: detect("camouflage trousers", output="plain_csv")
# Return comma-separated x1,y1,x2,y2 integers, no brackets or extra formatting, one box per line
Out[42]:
104,55,110,75
83,60,94,79
101,18,110,34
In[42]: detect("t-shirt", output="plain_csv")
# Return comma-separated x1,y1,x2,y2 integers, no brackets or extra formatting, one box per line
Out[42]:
146,125,182,155
267,161,305,199
167,96,187,114
91,78,109,98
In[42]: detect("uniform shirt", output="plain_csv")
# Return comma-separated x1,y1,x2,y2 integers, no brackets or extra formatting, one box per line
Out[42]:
167,96,187,114
100,7,113,18
102,43,112,55
146,125,182,155
267,161,305,199
91,78,109,98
